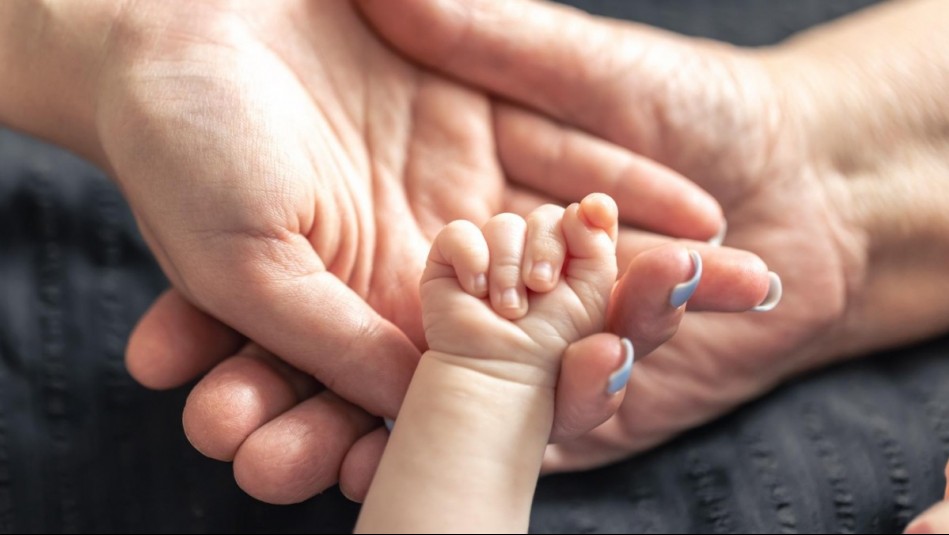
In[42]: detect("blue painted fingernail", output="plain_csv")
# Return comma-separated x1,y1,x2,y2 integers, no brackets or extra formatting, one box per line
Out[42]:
751,271,782,312
708,219,727,247
384,418,395,432
669,250,703,308
607,338,635,395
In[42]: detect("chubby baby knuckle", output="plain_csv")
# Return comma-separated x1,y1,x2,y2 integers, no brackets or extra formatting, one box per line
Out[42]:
444,219,480,235
486,212,527,231
529,233,567,254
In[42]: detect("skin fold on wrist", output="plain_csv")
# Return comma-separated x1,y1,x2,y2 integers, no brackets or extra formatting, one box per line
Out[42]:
422,349,563,392
357,351,555,532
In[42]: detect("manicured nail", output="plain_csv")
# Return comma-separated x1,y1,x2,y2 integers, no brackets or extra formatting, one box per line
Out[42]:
607,338,635,395
500,287,520,309
531,261,553,283
384,418,395,432
751,271,783,312
472,273,487,294
708,219,727,247
669,250,703,308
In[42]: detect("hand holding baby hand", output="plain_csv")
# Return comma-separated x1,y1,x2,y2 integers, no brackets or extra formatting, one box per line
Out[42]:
420,193,619,387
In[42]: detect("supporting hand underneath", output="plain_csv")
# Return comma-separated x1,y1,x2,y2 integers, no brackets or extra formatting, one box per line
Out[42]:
0,0,773,504
356,0,949,478
358,195,621,533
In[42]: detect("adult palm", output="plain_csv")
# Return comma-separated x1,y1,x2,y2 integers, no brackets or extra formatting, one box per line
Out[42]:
357,0,874,471
106,0,502,502
109,0,728,502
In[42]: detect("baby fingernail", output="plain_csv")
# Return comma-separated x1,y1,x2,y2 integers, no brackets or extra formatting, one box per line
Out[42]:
501,287,520,309
669,250,703,308
751,271,783,312
532,261,553,283
473,273,487,294
607,338,635,395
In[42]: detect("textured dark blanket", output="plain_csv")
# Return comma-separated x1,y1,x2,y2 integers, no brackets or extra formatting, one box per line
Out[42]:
3,0,946,533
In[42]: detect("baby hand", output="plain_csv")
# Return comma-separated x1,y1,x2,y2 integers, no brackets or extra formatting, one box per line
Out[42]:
420,193,618,387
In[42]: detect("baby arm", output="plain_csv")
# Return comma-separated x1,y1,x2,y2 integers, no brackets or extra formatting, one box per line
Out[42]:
355,194,620,533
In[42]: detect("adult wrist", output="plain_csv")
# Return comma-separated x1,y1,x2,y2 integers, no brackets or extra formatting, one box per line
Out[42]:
761,2,949,359
0,0,128,165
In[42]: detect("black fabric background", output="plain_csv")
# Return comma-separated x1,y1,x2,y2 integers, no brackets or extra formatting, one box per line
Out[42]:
2,1,947,533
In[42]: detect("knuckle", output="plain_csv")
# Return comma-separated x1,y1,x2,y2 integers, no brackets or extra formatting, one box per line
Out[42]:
487,212,527,231
493,256,524,273
444,219,479,236
529,234,566,256
527,205,565,226
640,319,680,350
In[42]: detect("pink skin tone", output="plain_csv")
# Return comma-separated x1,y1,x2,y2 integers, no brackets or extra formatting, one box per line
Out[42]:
357,194,622,533
6,1,948,526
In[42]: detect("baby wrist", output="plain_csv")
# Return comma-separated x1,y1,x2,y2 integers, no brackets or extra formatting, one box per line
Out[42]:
422,350,560,392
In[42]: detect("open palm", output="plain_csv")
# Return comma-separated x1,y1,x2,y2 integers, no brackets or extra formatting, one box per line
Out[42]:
110,0,731,502
103,0,508,502
358,0,861,470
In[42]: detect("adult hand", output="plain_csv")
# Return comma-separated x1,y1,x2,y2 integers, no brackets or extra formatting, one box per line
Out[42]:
905,463,949,534
0,0,745,503
102,0,501,503
357,0,949,473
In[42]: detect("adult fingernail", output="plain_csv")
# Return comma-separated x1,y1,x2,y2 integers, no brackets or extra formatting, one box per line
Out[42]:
532,261,553,283
751,271,783,312
669,250,703,308
904,502,949,534
340,486,360,504
501,287,520,309
607,338,635,395
708,219,727,247
384,418,395,432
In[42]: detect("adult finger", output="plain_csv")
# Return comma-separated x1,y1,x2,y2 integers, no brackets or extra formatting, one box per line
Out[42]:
187,234,422,421
550,334,630,442
905,501,949,534
503,186,717,270
613,242,774,323
126,288,243,389
551,238,781,444
233,391,378,504
554,243,709,438
495,103,723,241
182,344,319,461
546,293,788,473
339,427,390,504
356,0,690,138
505,189,775,313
